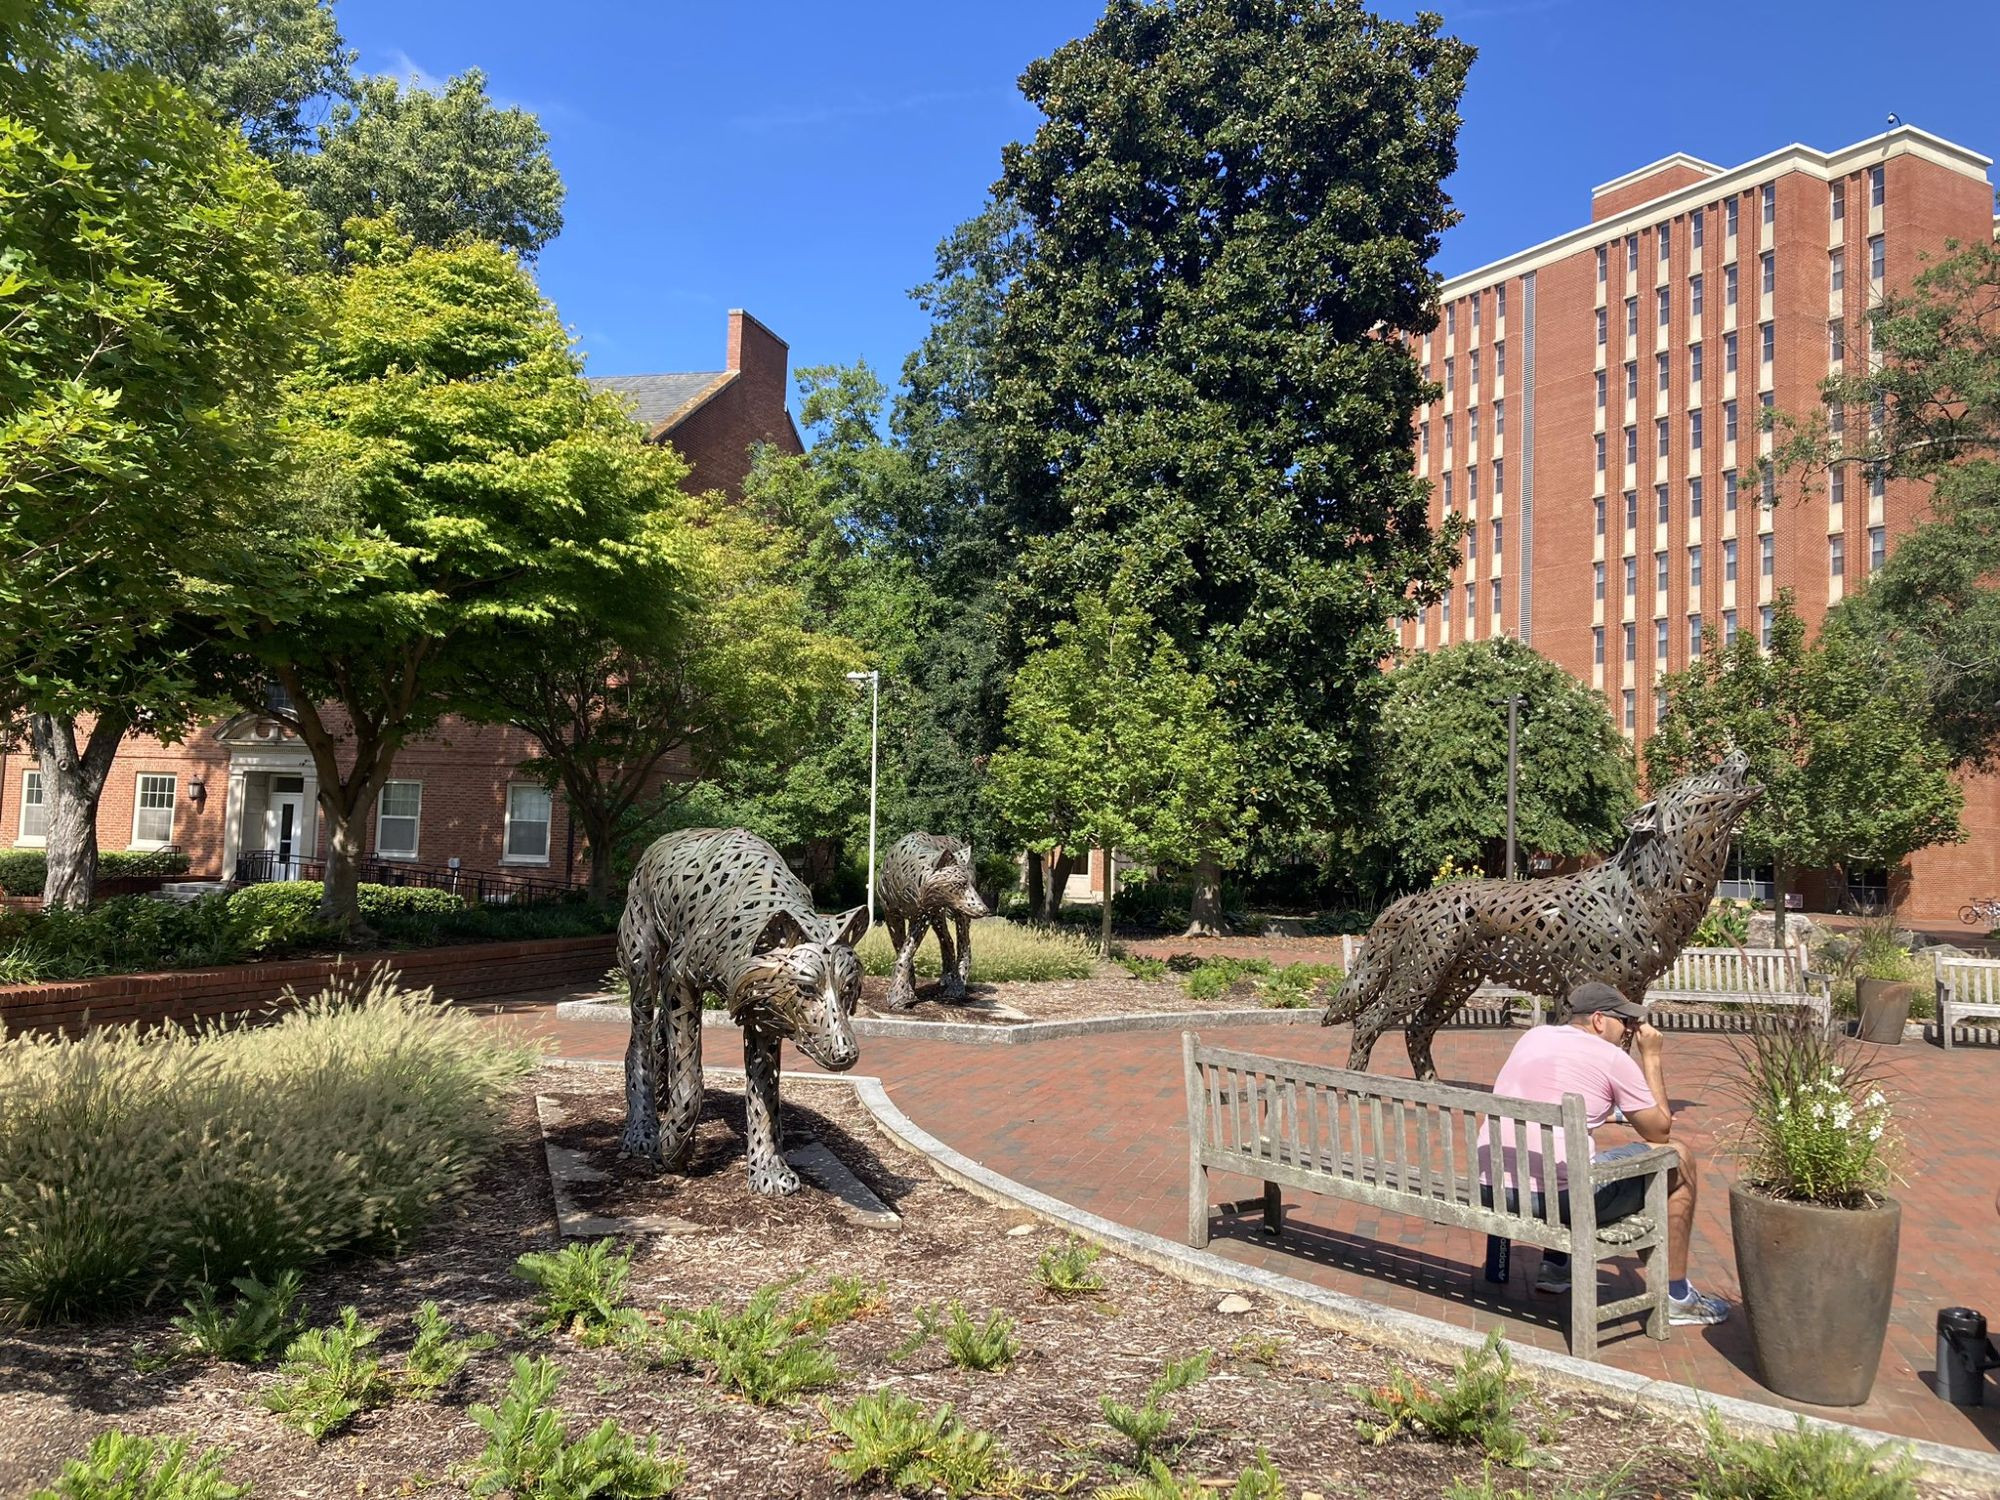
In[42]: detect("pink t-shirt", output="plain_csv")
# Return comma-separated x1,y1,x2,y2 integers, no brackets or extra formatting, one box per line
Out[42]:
1477,1024,1656,1194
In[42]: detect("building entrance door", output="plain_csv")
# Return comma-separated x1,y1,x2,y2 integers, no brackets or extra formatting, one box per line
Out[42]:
264,777,306,880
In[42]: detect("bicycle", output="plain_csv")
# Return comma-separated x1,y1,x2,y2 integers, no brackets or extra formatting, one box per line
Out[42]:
1958,898,2000,927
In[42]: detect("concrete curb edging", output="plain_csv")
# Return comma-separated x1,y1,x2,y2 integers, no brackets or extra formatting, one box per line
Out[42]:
848,1075,2000,1492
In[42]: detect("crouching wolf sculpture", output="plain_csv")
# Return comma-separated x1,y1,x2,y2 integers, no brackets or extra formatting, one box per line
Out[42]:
618,827,867,1195
878,832,989,1009
1323,752,1762,1080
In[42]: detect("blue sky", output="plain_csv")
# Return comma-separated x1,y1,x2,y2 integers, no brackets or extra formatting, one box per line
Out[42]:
337,0,2000,419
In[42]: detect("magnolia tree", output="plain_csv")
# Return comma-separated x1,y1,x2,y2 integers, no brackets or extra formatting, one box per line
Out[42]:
986,597,1247,952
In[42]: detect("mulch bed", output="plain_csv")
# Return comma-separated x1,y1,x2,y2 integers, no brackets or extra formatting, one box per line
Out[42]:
862,968,1288,1025
0,1068,1971,1498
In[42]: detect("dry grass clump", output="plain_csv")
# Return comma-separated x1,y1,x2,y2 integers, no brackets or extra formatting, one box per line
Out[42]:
854,917,1097,983
0,974,533,1324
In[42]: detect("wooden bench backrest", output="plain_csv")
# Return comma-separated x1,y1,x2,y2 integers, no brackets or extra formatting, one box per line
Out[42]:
1657,945,1809,993
1184,1039,1588,1235
1940,955,2000,1003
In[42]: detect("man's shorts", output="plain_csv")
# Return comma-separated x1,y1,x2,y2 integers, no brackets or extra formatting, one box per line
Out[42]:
1478,1141,1656,1228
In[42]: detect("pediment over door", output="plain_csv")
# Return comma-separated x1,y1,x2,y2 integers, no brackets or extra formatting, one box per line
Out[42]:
211,712,305,753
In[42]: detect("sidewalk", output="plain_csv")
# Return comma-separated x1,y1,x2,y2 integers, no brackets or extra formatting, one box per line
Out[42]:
491,999,2000,1456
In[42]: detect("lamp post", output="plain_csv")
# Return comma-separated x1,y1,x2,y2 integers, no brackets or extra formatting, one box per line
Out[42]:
845,670,880,925
1490,694,1526,880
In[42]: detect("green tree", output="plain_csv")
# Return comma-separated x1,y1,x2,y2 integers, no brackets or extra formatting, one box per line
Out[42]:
1648,594,1963,934
1364,639,1636,891
78,0,355,161
1771,237,2000,767
0,0,308,907
986,595,1248,951
298,69,564,261
991,0,1472,934
250,229,682,933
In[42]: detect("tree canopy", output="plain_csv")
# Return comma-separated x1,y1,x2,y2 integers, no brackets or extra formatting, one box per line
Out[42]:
1363,638,1636,890
989,0,1472,921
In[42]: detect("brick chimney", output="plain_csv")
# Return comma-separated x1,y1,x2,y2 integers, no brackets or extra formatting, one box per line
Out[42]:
725,309,790,410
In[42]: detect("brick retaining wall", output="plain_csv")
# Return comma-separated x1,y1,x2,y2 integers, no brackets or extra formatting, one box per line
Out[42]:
0,933,616,1037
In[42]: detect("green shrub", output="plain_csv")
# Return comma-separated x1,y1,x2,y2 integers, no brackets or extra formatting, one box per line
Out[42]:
892,1301,1018,1372
1350,1331,1530,1467
469,1355,683,1499
0,894,248,982
1182,957,1274,1002
29,1431,247,1500
0,974,533,1323
662,1283,840,1405
1262,962,1343,1009
0,850,193,900
1096,1451,1284,1500
1690,1415,1915,1499
1445,1463,1639,1500
1034,1237,1106,1298
790,1274,886,1332
403,1300,494,1399
171,1269,304,1363
513,1241,635,1342
854,917,1096,983
1114,952,1170,982
820,1391,1007,1499
1100,1351,1211,1463
1693,898,1757,948
261,1306,392,1442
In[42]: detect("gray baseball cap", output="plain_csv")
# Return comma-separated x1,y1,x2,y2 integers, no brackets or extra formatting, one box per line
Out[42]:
1568,981,1646,1022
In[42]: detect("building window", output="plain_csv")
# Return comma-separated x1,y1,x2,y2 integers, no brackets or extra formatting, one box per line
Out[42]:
376,780,422,859
1869,165,1885,208
1657,352,1670,393
1829,317,1845,363
1624,690,1636,731
1656,618,1669,662
1594,561,1606,601
1594,496,1606,537
1624,489,1638,530
1658,223,1671,260
1690,544,1703,588
1596,245,1607,284
1466,526,1476,561
1447,304,1456,338
1831,464,1846,506
1870,526,1886,572
1494,341,1506,378
1724,469,1738,511
1829,399,1845,437
1595,369,1606,409
1625,296,1638,337
1441,590,1451,625
1594,432,1606,473
1625,360,1638,401
1655,483,1670,526
1624,622,1636,663
1472,295,1482,333
132,773,176,848
1469,407,1480,445
1624,426,1637,466
17,769,46,844
1690,341,1703,384
1690,410,1703,451
1492,517,1503,557
1829,533,1845,577
1465,581,1477,623
1724,538,1738,581
1692,209,1704,249
1724,264,1738,307
505,784,553,863
1468,349,1480,386
1655,551,1669,592
1657,286,1670,326
1494,399,1505,437
1761,251,1775,295
1420,420,1429,459
1593,626,1605,664
1759,605,1775,650
1761,182,1776,225
1443,414,1454,451
1689,477,1703,518
1724,399,1738,442
1625,557,1637,598
1690,614,1703,654
1723,608,1738,645
1626,235,1638,273
1760,321,1774,365
1596,307,1607,346
1444,356,1455,395
1870,235,1885,281
1492,458,1503,495
1497,285,1507,321
1762,466,1777,503
1725,330,1738,374
1442,473,1453,510
1760,532,1775,577
1690,274,1703,318
1831,182,1845,222
1726,197,1739,237
1488,578,1500,615
1656,417,1669,458
1830,248,1844,293
1467,465,1479,505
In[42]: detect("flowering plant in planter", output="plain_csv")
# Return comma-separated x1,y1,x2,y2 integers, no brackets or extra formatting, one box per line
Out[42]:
1731,1021,1896,1206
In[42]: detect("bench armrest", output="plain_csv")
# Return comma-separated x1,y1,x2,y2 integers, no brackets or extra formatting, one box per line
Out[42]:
1589,1144,1678,1184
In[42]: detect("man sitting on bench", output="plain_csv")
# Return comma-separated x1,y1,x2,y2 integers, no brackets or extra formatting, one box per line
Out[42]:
1481,982,1728,1325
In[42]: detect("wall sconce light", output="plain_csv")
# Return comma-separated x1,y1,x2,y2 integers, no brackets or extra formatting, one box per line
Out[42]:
188,777,208,812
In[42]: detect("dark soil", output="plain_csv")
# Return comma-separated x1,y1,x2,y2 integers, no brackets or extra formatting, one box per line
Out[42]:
861,969,1288,1025
0,1069,1974,1499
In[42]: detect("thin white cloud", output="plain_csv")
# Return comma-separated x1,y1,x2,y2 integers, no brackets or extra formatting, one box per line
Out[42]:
376,48,446,92
366,48,583,126
728,86,1012,134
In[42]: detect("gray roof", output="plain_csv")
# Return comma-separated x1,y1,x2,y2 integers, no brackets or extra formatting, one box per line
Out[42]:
590,371,730,430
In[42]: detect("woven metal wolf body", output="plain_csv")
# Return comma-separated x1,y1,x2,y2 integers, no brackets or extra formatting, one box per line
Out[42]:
878,833,990,1009
1323,752,1762,1080
618,827,866,1195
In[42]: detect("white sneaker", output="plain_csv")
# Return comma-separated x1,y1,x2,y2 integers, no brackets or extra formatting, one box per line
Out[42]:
1668,1284,1730,1325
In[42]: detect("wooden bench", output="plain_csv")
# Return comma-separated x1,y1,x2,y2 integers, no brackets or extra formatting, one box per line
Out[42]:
1935,955,2000,1048
1182,1034,1676,1359
1642,945,1830,1026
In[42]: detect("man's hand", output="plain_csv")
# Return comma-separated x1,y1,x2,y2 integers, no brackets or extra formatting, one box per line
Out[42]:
1633,1020,1665,1060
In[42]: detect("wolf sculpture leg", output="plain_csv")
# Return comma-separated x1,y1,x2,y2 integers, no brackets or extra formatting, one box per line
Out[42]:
619,904,666,1160
886,913,925,1010
656,978,705,1171
740,1025,802,1195
1404,967,1485,1083
931,914,964,1002
952,914,974,996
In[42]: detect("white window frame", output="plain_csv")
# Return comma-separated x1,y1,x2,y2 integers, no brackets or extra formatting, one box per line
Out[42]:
131,772,176,850
503,783,554,866
17,768,47,846
375,779,422,861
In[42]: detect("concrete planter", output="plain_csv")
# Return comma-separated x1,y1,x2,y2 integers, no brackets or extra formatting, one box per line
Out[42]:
1855,979,1914,1045
1729,1184,1899,1406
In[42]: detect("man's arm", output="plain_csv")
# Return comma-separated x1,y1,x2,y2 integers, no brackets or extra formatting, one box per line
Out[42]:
1626,1022,1673,1142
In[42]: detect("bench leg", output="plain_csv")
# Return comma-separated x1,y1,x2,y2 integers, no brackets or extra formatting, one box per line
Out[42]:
1570,1259,1599,1361
1262,1179,1283,1238
1187,1159,1210,1248
1941,1008,1955,1050
1483,1235,1511,1285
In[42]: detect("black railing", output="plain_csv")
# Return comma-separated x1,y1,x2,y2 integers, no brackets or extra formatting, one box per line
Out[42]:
233,850,585,905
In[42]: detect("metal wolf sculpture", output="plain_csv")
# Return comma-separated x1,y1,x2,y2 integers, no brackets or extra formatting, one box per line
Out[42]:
1323,752,1762,1080
618,827,867,1195
878,832,990,1010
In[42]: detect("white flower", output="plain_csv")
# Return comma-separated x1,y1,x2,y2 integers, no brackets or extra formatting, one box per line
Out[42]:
1868,1123,1885,1141
1809,1101,1826,1122
1831,1066,1846,1080
1865,1090,1886,1109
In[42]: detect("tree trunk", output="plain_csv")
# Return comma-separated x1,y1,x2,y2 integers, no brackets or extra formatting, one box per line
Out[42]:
581,805,620,904
1099,846,1116,956
1046,850,1076,923
30,711,125,910
1024,850,1046,921
279,676,400,941
1184,854,1226,938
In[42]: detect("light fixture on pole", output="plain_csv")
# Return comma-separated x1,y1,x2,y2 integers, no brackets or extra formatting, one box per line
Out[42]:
1489,693,1526,880
845,670,881,925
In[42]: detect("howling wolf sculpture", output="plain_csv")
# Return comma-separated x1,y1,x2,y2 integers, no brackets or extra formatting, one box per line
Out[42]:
617,827,867,1195
877,832,990,1009
1323,752,1762,1080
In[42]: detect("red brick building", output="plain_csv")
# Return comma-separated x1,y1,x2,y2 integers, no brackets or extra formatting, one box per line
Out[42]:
1400,126,1998,924
0,310,803,892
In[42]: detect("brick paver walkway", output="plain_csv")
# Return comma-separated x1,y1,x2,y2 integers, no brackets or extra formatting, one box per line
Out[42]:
491,1001,2000,1455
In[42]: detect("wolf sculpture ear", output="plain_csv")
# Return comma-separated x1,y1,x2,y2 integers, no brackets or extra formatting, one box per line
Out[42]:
824,904,869,949
931,848,961,872
753,910,813,954
1625,801,1660,836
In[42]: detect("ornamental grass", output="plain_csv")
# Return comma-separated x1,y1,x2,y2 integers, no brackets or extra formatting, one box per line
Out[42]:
0,974,534,1324
853,917,1096,983
1723,1015,1896,1209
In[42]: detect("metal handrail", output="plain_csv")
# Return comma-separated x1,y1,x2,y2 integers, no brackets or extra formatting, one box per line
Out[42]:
233,849,586,905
